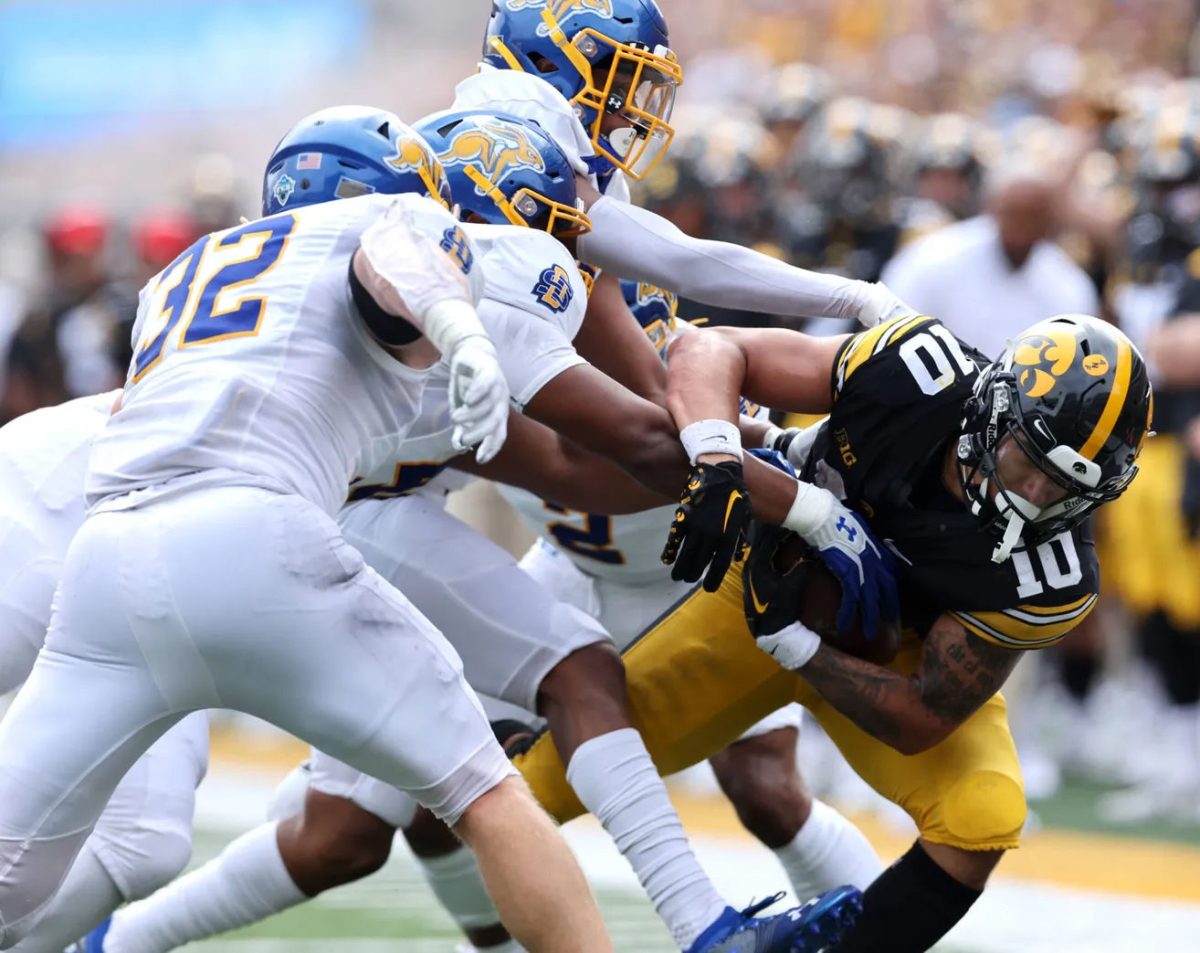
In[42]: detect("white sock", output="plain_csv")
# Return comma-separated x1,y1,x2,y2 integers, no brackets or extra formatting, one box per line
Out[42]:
9,844,123,953
104,823,305,953
566,729,727,949
460,943,523,953
416,846,508,933
772,799,882,900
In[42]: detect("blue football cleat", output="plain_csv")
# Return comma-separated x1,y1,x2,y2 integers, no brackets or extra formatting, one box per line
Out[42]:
64,915,110,953
684,887,862,953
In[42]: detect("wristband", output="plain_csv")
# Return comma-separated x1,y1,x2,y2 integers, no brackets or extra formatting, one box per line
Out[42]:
782,480,835,538
423,299,488,357
679,419,743,464
761,424,783,450
757,621,822,670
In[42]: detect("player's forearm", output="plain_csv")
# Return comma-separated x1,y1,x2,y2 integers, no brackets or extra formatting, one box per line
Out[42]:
574,272,668,406
798,644,955,754
577,197,868,321
461,417,669,514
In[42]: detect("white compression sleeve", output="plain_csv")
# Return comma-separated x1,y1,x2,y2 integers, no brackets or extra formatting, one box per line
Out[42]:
577,196,867,320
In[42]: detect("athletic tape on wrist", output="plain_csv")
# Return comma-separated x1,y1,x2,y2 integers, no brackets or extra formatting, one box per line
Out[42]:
679,418,743,464
782,480,835,538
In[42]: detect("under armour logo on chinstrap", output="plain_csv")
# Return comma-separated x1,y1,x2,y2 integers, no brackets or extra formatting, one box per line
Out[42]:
836,515,858,541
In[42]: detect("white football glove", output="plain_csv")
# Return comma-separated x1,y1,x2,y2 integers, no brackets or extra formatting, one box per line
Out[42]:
856,281,920,328
449,335,509,464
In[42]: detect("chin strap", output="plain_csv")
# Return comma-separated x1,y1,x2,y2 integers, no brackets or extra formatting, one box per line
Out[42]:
992,508,1024,563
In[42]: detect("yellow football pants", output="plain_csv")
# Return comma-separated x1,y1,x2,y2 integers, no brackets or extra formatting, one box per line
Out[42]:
514,566,1026,852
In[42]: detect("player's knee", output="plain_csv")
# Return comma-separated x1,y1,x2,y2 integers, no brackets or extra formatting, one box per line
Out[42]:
712,753,809,848
940,769,1026,848
538,642,627,717
402,805,461,858
112,829,194,901
294,795,395,886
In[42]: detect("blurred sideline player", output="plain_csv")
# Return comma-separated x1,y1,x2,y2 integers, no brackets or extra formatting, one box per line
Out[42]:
0,106,614,953
0,394,208,953
497,280,882,901
100,113,861,953
515,313,1152,952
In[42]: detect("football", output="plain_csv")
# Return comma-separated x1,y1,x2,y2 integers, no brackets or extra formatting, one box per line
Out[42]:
775,535,902,665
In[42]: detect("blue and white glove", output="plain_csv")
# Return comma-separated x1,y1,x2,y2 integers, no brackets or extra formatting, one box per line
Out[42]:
783,483,899,638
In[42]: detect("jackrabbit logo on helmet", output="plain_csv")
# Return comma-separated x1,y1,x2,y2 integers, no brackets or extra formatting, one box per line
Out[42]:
440,120,546,194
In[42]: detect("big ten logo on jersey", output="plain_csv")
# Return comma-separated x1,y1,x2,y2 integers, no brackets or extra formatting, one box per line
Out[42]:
543,502,625,565
1011,326,1077,398
132,214,297,383
439,226,475,275
441,118,545,189
347,461,450,502
532,264,574,314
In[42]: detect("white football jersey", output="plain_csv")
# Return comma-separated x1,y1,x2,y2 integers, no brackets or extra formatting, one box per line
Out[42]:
498,320,771,583
346,223,587,503
0,391,113,551
452,66,633,203
88,194,479,518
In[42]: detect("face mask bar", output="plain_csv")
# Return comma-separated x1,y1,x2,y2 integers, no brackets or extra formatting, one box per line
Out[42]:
538,10,682,180
461,164,592,239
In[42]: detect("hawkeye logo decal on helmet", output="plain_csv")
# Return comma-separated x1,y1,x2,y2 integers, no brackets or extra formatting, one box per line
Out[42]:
1011,328,1078,399
532,263,574,313
1082,354,1110,376
273,174,296,208
441,120,545,193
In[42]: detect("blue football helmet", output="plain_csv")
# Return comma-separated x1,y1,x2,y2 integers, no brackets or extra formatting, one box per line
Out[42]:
621,279,678,355
482,0,682,180
415,110,591,240
262,105,452,216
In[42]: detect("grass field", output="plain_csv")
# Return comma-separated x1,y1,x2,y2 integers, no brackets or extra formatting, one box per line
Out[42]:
177,755,1200,953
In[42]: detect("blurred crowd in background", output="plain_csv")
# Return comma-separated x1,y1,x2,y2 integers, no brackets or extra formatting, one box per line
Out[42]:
3,0,1200,828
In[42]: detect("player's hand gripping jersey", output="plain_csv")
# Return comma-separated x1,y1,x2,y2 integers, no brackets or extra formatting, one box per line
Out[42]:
499,283,769,587
88,194,482,518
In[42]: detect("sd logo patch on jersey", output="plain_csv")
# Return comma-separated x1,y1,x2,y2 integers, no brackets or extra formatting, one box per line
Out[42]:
532,264,574,313
440,226,475,275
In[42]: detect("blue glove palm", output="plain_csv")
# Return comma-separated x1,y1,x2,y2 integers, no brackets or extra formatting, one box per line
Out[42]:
804,503,899,638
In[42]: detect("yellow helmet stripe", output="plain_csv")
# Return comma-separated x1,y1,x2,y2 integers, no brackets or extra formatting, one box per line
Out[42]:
1079,333,1132,460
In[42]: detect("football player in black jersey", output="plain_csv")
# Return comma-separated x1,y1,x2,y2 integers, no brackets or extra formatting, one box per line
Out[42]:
513,313,1152,953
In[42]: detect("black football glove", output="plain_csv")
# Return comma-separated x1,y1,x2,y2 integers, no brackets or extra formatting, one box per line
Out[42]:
660,461,751,592
742,522,809,638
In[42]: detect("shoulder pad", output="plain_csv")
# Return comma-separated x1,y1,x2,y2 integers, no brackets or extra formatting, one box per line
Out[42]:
834,315,974,396
452,67,592,178
464,223,588,340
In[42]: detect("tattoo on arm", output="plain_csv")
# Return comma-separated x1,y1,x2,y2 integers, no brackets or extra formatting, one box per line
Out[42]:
796,614,1020,752
799,648,924,751
918,617,1020,724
